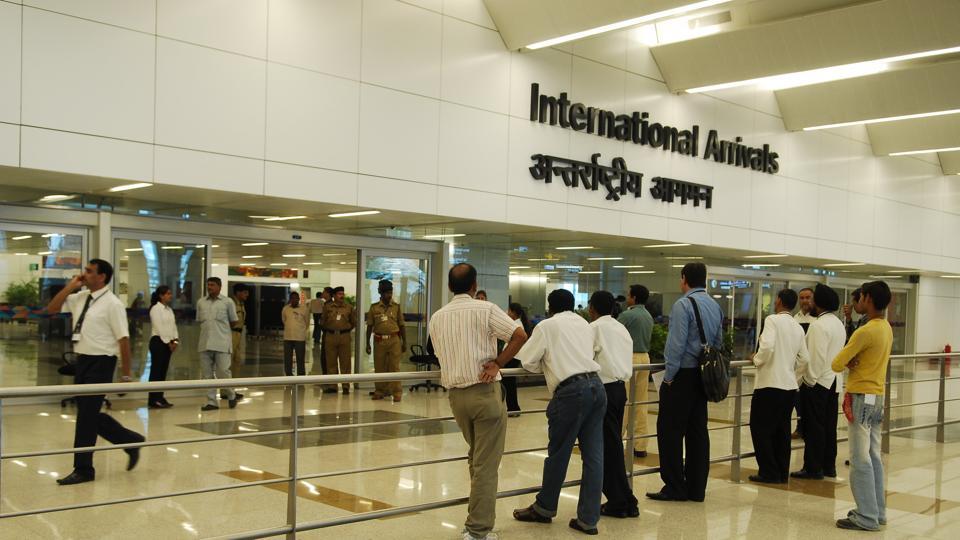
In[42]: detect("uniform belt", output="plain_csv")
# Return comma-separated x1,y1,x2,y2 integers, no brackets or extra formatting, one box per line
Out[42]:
324,329,350,335
556,372,599,390
373,333,399,341
232,328,242,333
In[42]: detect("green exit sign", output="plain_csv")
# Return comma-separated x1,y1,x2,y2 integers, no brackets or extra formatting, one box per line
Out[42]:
29,263,39,271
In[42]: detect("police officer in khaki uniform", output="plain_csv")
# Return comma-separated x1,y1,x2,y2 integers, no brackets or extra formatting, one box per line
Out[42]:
230,284,249,375
366,280,406,402
322,286,356,393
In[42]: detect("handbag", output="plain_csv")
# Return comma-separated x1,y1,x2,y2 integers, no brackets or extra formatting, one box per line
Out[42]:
688,295,731,402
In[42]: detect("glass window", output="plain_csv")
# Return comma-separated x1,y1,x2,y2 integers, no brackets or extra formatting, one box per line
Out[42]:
359,255,429,374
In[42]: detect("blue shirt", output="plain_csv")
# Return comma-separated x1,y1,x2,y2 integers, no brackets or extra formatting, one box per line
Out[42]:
663,288,723,382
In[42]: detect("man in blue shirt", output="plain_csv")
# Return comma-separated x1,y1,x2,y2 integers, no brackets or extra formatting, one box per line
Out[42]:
647,263,722,503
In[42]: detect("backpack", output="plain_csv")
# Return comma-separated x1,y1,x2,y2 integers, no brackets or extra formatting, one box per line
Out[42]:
688,296,731,402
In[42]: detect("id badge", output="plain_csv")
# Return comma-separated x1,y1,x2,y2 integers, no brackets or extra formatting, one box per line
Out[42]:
336,314,342,321
381,315,388,322
865,394,876,406
72,333,82,342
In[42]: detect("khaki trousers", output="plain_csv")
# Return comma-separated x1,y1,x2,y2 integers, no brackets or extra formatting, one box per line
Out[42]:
230,331,243,376
623,352,651,452
324,332,352,390
449,383,507,538
373,335,402,398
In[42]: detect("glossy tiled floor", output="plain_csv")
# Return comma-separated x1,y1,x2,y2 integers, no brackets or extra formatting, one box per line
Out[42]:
1,374,958,539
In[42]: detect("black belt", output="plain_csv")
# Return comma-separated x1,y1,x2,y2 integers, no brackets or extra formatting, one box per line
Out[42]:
324,329,351,335
557,372,599,390
232,328,242,333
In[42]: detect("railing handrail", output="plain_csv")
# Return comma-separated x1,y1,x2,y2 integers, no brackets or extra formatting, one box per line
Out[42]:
0,353,952,399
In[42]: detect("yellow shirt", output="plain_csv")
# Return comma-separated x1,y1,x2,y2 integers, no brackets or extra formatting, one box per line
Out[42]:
831,318,893,395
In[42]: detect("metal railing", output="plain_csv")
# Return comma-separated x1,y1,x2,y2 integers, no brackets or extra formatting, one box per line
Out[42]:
0,352,957,538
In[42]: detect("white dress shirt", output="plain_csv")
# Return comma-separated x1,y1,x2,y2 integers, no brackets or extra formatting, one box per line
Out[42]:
802,312,846,389
516,311,601,395
63,287,128,356
428,294,521,389
149,303,179,343
590,315,633,384
753,312,809,391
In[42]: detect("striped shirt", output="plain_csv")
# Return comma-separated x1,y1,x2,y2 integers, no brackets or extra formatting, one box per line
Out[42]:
428,294,521,389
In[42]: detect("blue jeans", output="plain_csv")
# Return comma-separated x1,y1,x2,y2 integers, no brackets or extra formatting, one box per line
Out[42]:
533,374,607,528
847,393,886,530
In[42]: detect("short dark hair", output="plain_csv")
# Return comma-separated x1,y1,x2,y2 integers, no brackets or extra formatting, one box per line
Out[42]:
589,290,616,316
629,284,649,305
813,284,840,312
851,287,862,301
207,277,222,287
862,281,892,311
448,263,477,295
290,291,299,298
333,286,345,294
233,283,247,294
88,258,114,285
777,288,798,310
323,287,334,294
476,289,487,297
681,262,707,288
547,289,575,314
315,291,322,298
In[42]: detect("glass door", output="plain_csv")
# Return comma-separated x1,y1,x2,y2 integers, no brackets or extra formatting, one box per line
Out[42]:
357,252,430,375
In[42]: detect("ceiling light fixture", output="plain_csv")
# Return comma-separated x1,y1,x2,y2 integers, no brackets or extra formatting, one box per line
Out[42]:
39,194,75,202
528,258,558,261
822,262,866,267
664,256,703,260
124,248,143,252
741,263,781,268
643,243,691,248
424,233,466,239
41,233,61,238
323,253,346,256
744,254,787,259
37,251,53,255
588,257,623,261
509,266,531,269
687,45,960,93
555,246,593,250
160,246,183,250
540,271,558,274
579,271,602,274
613,265,645,268
12,235,31,240
870,275,901,279
671,264,685,268
242,242,269,247
108,182,152,192
328,210,381,218
804,108,960,132
263,216,307,221
270,263,287,266
302,262,323,265
889,146,960,157
14,252,28,256
282,254,306,258
525,0,732,49
248,215,277,219
628,270,656,274
940,275,960,279
241,255,262,259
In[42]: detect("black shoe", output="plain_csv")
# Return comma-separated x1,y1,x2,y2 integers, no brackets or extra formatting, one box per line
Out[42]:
569,518,599,535
220,391,229,399
228,396,239,409
322,388,338,394
824,469,837,478
790,470,824,480
748,474,782,484
646,490,686,502
512,505,552,523
600,503,639,518
126,439,143,471
200,404,219,411
57,470,95,485
148,402,164,409
634,450,648,458
836,518,875,531
342,387,350,395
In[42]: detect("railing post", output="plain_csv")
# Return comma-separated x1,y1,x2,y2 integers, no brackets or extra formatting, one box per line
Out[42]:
881,359,892,454
731,367,742,483
286,384,300,539
625,365,638,484
937,356,947,444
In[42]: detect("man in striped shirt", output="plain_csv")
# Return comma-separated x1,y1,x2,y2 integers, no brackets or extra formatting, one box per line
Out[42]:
429,263,527,540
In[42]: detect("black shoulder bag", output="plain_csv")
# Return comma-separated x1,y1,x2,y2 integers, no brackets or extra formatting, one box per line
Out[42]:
688,295,731,402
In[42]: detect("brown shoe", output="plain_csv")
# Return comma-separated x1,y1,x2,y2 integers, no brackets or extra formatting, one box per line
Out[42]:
371,394,385,400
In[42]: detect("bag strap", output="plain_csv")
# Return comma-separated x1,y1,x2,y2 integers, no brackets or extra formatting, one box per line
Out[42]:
687,295,708,347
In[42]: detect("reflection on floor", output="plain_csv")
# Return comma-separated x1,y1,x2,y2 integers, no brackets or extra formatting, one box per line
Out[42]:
181,411,461,449
220,469,395,514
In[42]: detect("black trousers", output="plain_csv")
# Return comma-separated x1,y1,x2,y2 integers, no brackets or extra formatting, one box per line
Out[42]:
656,367,709,501
500,358,521,412
800,381,838,474
283,340,306,376
602,381,638,511
749,387,796,481
312,314,322,343
73,355,143,474
147,336,172,404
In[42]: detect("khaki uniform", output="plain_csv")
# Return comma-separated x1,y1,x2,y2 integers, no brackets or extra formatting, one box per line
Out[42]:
367,300,405,398
322,301,356,391
231,296,246,375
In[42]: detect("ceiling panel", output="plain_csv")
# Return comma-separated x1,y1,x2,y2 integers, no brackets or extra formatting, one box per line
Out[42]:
867,114,960,156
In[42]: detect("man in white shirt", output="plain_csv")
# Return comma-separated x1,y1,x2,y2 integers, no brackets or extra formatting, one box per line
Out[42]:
282,291,310,376
197,277,241,411
589,291,640,519
512,289,606,535
749,289,809,484
46,259,145,485
429,264,527,540
793,284,846,480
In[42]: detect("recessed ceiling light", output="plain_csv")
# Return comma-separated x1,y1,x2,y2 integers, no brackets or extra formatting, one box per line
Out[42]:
870,275,901,279
124,248,143,252
328,210,381,218
424,233,466,239
524,0,732,49
822,263,866,267
741,264,781,268
270,263,287,266
579,271,602,274
889,146,960,157
211,245,219,248
528,258,558,261
194,244,205,248
744,254,788,259
109,182,152,192
804,108,960,132
556,265,582,269
664,256,703,260
37,251,53,255
282,254,306,258
671,264,685,268
555,246,593,250
242,242,269,247
160,246,183,250
588,257,623,261
509,266,531,269
302,262,323,265
940,275,960,279
628,270,656,274
14,252,28,256
613,265,645,269
41,233,61,238
643,243,691,248
39,194,75,202
263,216,307,221
248,215,277,219
540,271,558,274
12,235,31,240
241,255,262,259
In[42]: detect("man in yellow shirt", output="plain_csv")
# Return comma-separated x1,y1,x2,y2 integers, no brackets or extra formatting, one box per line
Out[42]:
830,281,893,532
